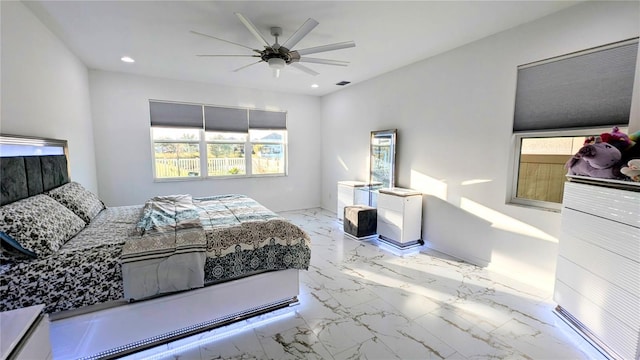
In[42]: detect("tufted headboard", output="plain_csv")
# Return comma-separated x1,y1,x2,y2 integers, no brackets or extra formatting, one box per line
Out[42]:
0,135,69,206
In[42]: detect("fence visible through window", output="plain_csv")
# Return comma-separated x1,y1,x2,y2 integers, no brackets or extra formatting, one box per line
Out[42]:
155,158,283,178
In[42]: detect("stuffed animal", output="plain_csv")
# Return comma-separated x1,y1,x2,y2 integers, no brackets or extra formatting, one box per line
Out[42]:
565,137,622,178
600,126,632,152
600,127,640,177
620,159,640,182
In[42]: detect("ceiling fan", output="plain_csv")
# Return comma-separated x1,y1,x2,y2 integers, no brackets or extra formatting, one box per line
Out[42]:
191,13,356,77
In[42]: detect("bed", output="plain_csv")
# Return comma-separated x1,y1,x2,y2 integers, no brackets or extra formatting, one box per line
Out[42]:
0,134,311,358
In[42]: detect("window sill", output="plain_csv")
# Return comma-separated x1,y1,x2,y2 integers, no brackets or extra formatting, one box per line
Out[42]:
506,199,561,213
153,173,287,182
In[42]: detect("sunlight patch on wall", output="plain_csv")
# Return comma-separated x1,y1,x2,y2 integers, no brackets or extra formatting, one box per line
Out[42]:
262,106,283,112
460,198,557,243
461,179,492,186
238,102,255,109
410,169,447,200
337,155,349,171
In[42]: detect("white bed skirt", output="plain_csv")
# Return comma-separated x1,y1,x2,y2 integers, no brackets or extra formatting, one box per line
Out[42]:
50,269,300,359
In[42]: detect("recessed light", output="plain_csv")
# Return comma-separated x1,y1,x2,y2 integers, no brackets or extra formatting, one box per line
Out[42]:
311,84,319,88
121,56,135,63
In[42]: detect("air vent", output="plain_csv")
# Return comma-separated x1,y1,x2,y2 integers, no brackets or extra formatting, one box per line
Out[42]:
336,81,351,86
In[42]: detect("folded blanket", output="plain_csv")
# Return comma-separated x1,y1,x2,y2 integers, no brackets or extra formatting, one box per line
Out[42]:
135,194,201,235
122,195,207,300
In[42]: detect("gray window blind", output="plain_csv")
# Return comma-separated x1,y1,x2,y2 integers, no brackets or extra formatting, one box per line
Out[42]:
249,109,287,129
204,106,248,132
513,39,638,132
150,101,286,131
149,101,203,128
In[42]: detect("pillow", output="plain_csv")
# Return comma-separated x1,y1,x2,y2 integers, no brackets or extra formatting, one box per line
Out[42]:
0,230,37,258
46,181,105,223
0,194,86,256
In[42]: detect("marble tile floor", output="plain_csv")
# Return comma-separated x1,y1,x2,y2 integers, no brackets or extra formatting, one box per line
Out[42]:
119,208,604,360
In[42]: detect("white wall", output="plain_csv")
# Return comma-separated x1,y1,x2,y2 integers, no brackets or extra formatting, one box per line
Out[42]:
89,70,321,211
0,1,97,191
321,1,640,292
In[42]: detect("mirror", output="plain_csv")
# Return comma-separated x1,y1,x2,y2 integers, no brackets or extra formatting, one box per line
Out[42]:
370,129,397,188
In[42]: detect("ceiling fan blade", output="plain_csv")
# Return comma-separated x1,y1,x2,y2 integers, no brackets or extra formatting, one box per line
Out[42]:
299,57,349,66
234,13,270,48
197,55,260,57
290,63,319,76
190,30,257,51
294,41,356,56
233,60,264,72
281,18,319,51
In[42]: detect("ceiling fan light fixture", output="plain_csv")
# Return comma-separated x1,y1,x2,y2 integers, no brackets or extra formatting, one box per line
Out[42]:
268,58,286,78
268,58,286,70
192,13,355,77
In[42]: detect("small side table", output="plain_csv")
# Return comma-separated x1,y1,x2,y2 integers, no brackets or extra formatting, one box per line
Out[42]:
337,181,369,221
377,187,423,249
0,304,52,360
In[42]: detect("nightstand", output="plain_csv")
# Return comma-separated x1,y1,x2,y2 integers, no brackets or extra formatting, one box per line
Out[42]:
0,304,52,360
337,181,370,221
376,187,423,248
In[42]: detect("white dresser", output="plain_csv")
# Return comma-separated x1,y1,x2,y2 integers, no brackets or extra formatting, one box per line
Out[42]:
377,188,423,248
0,304,52,360
337,181,370,221
554,180,640,360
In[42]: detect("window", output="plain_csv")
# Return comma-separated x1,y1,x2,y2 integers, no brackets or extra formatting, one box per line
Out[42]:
205,132,247,176
251,129,286,175
511,129,627,210
510,38,638,210
149,101,287,180
152,127,201,178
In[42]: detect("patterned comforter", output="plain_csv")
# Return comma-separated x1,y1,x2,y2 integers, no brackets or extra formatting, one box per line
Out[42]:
0,206,142,313
0,195,311,313
196,195,311,282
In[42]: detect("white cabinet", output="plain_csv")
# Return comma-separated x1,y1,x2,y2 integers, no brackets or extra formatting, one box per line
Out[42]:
337,181,370,220
377,188,423,247
554,180,640,360
0,304,52,360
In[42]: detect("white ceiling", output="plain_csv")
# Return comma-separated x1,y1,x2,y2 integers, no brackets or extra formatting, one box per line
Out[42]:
25,1,579,96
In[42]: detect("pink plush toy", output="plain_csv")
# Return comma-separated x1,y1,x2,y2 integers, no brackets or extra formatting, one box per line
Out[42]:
600,127,640,170
565,137,622,178
600,126,632,150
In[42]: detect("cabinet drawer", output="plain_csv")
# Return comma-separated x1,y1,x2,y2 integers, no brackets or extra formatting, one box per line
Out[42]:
377,193,405,212
561,208,640,260
555,256,639,330
377,207,402,226
563,182,640,228
554,280,638,360
558,233,639,295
